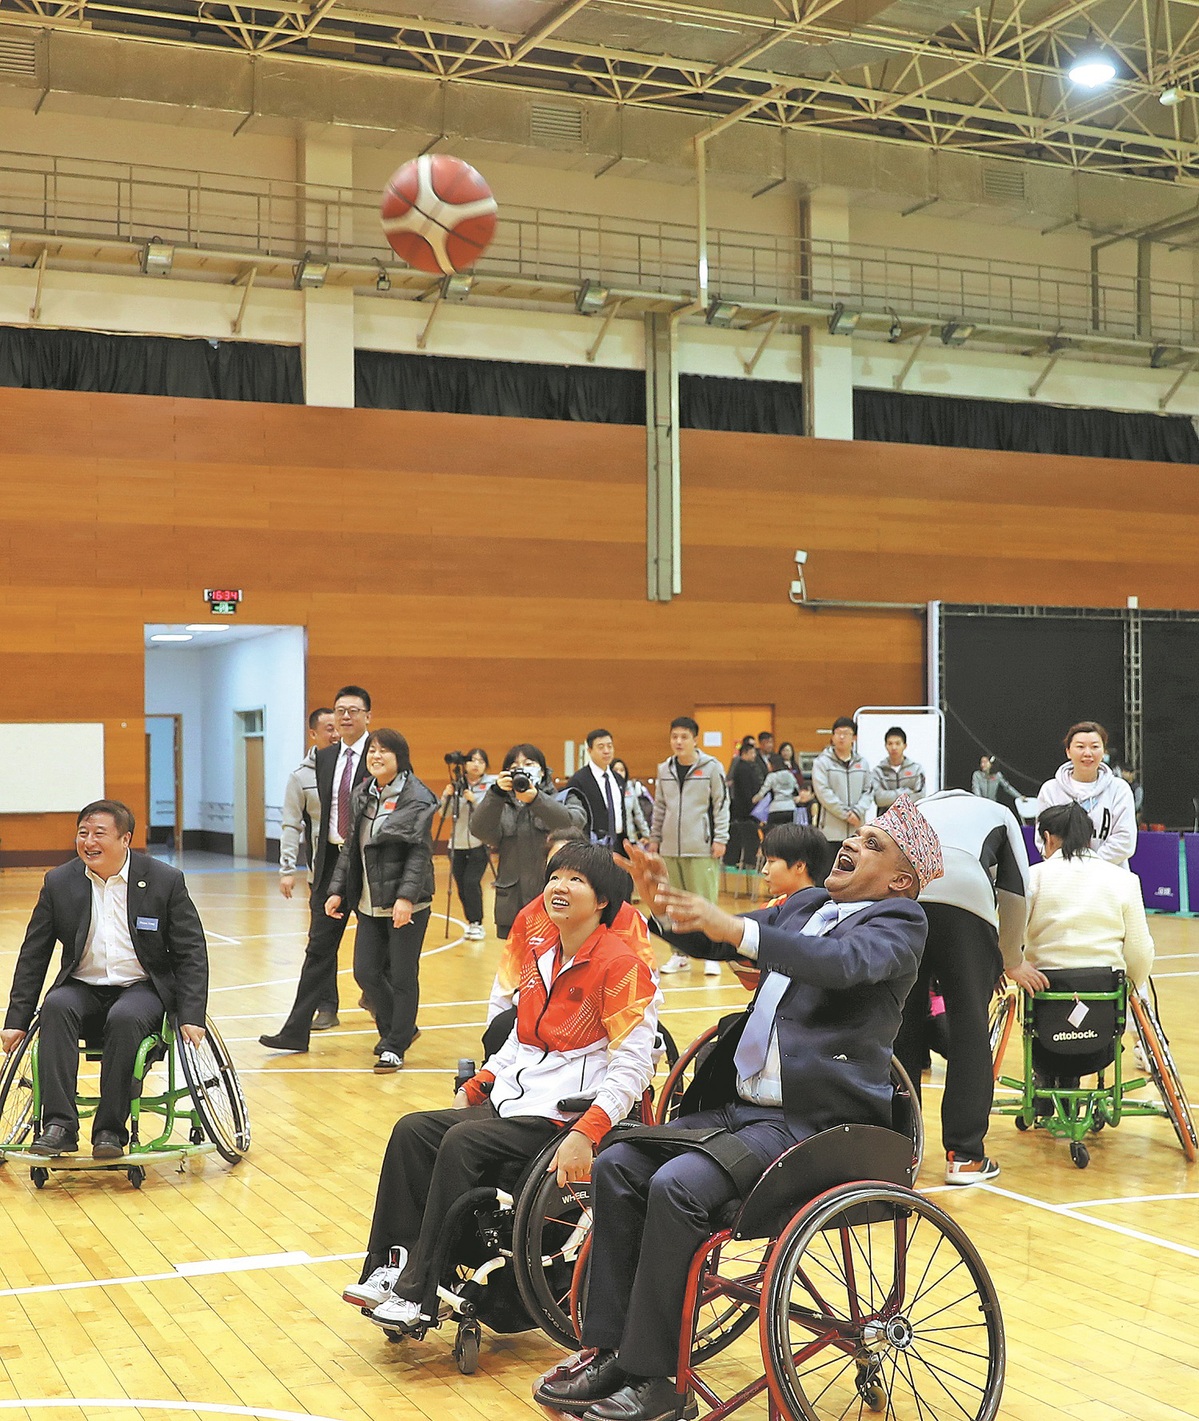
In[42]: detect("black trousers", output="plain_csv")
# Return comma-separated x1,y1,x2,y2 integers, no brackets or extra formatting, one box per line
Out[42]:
38,978,166,1143
582,1102,801,1379
361,1104,560,1297
727,819,760,871
894,902,1003,1160
353,908,431,1055
451,847,488,925
277,868,353,1045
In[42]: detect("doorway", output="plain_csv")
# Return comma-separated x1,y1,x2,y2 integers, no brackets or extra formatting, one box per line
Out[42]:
693,705,774,764
145,713,184,858
234,708,266,859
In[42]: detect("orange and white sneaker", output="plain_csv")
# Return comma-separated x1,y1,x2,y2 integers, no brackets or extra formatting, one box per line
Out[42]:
944,1153,1000,1186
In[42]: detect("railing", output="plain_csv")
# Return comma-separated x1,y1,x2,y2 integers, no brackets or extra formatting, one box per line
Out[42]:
1,149,1196,348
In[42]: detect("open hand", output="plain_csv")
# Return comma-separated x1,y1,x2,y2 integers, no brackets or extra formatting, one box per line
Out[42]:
656,886,743,947
616,841,670,914
549,1130,594,1186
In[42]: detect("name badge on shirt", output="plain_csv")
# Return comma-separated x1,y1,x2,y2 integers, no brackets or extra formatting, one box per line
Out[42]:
382,799,399,812
136,916,159,931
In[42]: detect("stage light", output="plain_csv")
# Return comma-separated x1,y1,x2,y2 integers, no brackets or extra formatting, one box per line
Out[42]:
440,272,474,302
293,253,328,289
1160,86,1185,106
140,238,174,276
375,261,392,291
828,303,861,336
576,279,609,315
941,321,975,346
705,299,739,327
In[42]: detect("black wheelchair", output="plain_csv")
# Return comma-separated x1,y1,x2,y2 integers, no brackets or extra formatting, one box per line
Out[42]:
0,1010,250,1188
993,967,1197,1168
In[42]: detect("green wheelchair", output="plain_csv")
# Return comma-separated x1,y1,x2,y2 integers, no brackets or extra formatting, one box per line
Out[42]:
0,1011,250,1188
992,967,1196,1169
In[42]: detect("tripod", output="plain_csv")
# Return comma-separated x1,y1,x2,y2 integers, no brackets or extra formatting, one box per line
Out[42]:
433,773,495,938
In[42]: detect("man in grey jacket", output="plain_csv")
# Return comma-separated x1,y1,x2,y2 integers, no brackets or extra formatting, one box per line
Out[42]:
648,718,729,978
811,717,873,844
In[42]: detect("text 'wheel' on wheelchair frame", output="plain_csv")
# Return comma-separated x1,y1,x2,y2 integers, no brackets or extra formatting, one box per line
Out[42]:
179,1018,251,1163
761,1185,1006,1421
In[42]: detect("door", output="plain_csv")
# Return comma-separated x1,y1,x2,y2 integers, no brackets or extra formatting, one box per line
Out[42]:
234,708,267,859
693,705,774,766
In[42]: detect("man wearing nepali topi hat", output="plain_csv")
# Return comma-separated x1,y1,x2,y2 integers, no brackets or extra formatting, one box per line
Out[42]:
536,794,943,1421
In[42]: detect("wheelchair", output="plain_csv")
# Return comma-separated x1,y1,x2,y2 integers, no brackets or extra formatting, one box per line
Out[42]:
553,1117,1004,1421
0,1010,250,1188
992,968,1197,1169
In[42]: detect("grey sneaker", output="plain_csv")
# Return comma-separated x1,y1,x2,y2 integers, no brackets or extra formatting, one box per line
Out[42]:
342,1249,408,1308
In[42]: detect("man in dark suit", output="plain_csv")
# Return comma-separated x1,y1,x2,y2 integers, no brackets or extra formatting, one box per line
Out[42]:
1,799,209,1159
538,795,943,1421
564,729,625,847
260,684,373,1052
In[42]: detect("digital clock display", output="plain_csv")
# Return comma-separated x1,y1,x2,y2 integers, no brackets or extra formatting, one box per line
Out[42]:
204,588,242,603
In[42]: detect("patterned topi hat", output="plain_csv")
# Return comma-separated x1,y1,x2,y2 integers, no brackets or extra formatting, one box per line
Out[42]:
874,792,944,890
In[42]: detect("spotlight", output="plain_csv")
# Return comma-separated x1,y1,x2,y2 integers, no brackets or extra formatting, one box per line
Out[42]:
705,298,739,327
576,279,609,315
140,238,174,277
827,303,861,336
888,311,903,342
795,549,808,566
440,272,474,302
293,252,328,289
940,321,975,346
1068,37,1116,87
1160,86,1185,106
375,261,392,292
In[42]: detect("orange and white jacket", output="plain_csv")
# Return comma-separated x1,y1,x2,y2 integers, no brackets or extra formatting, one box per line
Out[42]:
486,898,657,1022
464,922,658,1146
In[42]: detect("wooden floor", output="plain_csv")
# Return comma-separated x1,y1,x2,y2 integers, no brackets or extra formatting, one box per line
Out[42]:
1,853,1197,1421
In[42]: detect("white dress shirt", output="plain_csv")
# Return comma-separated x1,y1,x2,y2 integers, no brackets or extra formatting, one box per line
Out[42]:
734,898,872,1105
73,854,149,987
328,731,370,847
589,761,624,838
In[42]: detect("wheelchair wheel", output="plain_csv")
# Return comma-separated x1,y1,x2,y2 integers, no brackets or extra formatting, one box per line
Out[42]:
0,1021,39,1151
512,1135,593,1348
988,990,1017,1081
179,1019,250,1163
762,1183,1005,1421
654,1024,719,1125
1130,993,1197,1161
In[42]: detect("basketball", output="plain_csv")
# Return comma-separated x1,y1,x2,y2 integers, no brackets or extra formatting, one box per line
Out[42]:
380,154,498,275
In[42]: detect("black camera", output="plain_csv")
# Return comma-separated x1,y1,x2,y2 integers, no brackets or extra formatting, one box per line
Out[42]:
510,768,540,794
444,751,468,768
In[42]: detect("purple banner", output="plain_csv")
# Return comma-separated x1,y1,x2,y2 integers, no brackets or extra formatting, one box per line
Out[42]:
1183,835,1199,913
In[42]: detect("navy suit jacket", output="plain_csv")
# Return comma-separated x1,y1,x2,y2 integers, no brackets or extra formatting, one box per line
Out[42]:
311,739,373,892
4,851,209,1032
672,888,927,1140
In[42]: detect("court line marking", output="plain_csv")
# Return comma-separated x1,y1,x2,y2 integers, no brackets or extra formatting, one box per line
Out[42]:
1150,971,1199,979
0,1250,359,1299
1066,1191,1199,1208
979,1182,1199,1260
0,1402,346,1421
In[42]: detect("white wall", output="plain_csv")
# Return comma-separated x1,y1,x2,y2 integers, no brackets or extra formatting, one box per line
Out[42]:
144,627,306,850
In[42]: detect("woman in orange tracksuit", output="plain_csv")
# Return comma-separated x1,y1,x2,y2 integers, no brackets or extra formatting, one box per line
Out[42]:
342,841,658,1332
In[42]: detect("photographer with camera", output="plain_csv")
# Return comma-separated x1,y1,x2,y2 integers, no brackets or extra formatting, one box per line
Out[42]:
470,744,586,939
439,748,493,941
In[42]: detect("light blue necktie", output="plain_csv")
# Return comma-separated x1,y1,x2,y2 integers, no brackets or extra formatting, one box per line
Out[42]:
733,900,841,1079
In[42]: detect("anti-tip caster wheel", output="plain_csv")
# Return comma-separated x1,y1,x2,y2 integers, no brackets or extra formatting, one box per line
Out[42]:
1014,1116,1030,1131
453,1324,480,1375
1070,1142,1089,1169
31,1167,48,1189
127,1165,146,1188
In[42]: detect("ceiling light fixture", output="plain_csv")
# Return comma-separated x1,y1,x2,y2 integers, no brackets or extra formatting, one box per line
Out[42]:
150,633,193,643
576,279,609,315
1067,36,1116,88
293,252,328,289
140,238,174,277
827,303,861,336
184,624,232,632
1160,86,1185,106
705,298,739,327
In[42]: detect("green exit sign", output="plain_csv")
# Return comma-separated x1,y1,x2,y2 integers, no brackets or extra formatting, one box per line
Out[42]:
210,601,238,616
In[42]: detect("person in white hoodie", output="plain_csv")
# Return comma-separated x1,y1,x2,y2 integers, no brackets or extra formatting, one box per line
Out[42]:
1035,721,1136,866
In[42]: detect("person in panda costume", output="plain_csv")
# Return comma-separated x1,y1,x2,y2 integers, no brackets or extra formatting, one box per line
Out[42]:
1035,721,1136,867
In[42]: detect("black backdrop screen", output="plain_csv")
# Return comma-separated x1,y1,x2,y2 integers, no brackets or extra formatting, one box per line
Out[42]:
942,611,1126,802
1142,623,1199,829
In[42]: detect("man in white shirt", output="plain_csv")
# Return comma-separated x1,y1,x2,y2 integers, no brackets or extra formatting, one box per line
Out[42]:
564,729,625,847
261,685,373,1052
1,800,209,1159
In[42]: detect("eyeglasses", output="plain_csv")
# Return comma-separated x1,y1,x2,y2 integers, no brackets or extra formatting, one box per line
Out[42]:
335,705,368,716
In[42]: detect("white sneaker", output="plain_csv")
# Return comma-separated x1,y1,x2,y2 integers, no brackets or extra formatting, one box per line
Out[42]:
343,1248,408,1308
703,959,722,977
944,1153,1000,1186
369,1294,425,1330
660,954,691,974
374,1051,404,1074
465,923,486,940
1132,1039,1150,1073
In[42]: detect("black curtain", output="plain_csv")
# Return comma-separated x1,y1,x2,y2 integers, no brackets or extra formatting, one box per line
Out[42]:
0,326,302,403
855,388,1199,464
1142,622,1199,828
941,611,1126,799
680,374,804,434
356,349,645,423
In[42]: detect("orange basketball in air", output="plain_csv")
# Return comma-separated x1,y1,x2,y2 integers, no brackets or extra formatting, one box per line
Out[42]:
380,155,498,275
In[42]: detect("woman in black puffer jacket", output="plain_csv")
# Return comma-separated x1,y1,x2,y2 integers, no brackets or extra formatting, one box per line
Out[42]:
327,728,438,1073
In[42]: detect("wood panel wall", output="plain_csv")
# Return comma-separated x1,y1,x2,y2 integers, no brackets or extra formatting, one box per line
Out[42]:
1,386,1196,858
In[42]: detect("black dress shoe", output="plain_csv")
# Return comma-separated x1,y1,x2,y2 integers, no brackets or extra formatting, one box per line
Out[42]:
583,1379,696,1421
535,1349,628,1416
30,1124,78,1156
92,1131,124,1160
259,1033,309,1052
312,1011,340,1031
